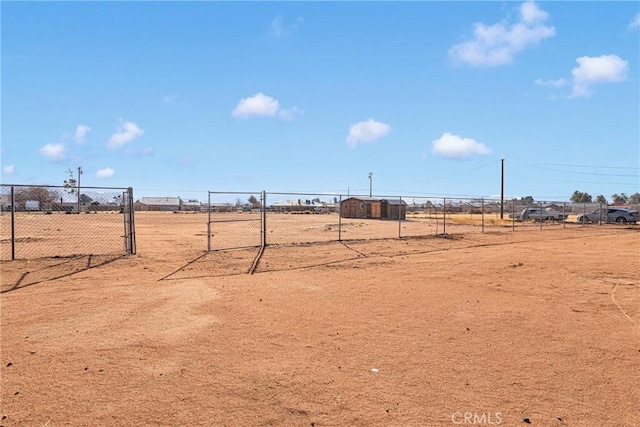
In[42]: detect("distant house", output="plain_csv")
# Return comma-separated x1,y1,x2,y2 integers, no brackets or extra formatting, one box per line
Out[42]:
340,197,406,220
181,201,202,212
209,203,235,212
135,197,181,211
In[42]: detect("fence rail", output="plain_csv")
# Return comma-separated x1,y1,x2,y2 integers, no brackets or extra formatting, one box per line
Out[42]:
206,191,638,251
1,184,136,260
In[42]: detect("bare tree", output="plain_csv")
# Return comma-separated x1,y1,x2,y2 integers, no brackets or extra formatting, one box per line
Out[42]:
63,168,78,194
14,187,57,209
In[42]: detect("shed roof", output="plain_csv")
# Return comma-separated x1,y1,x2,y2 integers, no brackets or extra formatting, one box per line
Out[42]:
341,197,379,203
341,197,407,205
383,199,408,206
138,197,181,206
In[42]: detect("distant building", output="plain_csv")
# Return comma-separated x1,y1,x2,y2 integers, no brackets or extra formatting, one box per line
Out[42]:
181,201,202,212
135,197,181,211
340,197,406,220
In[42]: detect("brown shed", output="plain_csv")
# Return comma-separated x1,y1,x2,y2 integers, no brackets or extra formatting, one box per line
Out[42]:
383,198,407,220
340,197,406,220
340,197,376,218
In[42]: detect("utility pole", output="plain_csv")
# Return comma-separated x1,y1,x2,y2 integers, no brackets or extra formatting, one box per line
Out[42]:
369,172,373,197
77,166,83,213
500,159,504,220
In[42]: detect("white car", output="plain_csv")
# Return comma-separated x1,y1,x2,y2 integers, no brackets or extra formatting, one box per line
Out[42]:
577,208,639,224
511,208,568,222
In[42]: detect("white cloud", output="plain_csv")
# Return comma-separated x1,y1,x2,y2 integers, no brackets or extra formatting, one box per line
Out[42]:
278,107,303,121
107,121,144,148
269,15,304,38
431,133,491,159
39,142,66,161
534,78,567,88
570,55,628,98
75,124,91,144
2,164,15,175
231,93,302,121
449,1,555,67
346,119,391,148
232,93,279,118
629,13,640,29
520,0,548,23
96,167,115,179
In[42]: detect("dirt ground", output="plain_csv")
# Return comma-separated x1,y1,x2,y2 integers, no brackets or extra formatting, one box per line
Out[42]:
1,213,639,426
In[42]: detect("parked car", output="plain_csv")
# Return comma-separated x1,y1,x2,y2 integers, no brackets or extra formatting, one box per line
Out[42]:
510,208,568,222
577,208,639,224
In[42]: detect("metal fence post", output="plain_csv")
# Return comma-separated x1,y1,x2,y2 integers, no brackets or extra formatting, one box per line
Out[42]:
562,202,566,228
443,197,446,235
127,187,136,254
11,185,16,260
539,201,543,230
599,201,603,225
481,198,485,233
398,196,402,238
338,195,343,242
207,191,212,252
262,191,267,247
512,199,515,231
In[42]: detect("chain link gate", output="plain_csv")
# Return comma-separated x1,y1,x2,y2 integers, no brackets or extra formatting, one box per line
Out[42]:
207,191,264,251
1,184,136,260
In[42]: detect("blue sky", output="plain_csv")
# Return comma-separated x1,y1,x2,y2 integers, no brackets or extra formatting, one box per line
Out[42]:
2,1,639,202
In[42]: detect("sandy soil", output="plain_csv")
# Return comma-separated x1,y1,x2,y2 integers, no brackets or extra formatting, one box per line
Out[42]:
1,213,639,426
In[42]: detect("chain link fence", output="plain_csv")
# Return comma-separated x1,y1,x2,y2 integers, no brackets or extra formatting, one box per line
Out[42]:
207,191,264,250
206,190,639,252
1,184,136,260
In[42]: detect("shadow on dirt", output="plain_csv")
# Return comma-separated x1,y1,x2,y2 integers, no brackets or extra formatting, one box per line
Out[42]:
0,253,127,293
160,248,262,280
160,241,370,280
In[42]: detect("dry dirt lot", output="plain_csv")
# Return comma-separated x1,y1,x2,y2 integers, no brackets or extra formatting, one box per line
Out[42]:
1,213,639,426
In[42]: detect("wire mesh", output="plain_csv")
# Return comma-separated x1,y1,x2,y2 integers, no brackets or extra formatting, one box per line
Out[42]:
266,192,341,245
1,184,134,260
207,191,263,250
205,189,640,252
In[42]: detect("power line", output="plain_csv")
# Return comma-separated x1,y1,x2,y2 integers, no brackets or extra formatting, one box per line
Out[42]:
524,164,640,178
415,160,500,183
510,174,640,187
530,162,640,170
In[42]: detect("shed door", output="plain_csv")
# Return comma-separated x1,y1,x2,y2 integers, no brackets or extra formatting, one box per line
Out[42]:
371,203,381,218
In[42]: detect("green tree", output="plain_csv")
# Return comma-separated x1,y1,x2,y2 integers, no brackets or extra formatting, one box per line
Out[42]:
595,194,607,205
611,193,628,204
629,193,640,204
570,191,592,203
519,196,534,205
